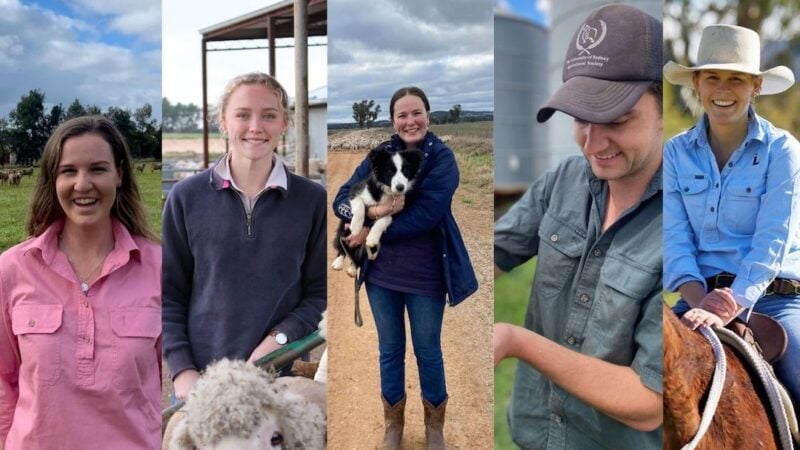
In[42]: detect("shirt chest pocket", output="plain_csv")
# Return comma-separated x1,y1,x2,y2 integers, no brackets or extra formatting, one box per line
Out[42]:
110,306,160,391
534,212,585,300
11,304,63,385
721,180,765,236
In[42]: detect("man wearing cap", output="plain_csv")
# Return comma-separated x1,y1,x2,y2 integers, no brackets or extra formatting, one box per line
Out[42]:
493,4,663,449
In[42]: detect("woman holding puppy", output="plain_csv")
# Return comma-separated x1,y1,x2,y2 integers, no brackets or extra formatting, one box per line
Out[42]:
162,73,327,401
0,116,161,449
333,86,477,449
663,25,800,405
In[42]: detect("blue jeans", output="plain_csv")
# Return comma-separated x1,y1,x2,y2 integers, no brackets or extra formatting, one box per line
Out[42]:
366,282,447,407
673,295,800,405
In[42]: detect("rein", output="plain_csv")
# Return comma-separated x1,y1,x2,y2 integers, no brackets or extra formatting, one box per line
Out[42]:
339,234,364,327
681,325,727,450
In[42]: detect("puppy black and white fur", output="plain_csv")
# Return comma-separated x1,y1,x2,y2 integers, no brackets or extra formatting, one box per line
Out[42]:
332,147,424,276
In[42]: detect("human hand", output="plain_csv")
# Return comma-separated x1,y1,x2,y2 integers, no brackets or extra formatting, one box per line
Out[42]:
493,323,516,367
374,194,405,217
173,369,200,402
344,223,369,247
247,335,283,364
699,288,739,324
680,307,724,331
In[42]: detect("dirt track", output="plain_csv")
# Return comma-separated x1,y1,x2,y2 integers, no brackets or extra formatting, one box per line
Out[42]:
327,150,494,449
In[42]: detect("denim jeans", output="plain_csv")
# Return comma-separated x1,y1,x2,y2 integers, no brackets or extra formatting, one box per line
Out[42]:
366,282,447,407
673,295,800,405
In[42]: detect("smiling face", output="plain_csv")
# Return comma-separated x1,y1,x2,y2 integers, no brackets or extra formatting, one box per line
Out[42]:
392,94,429,148
693,69,761,127
573,92,663,185
220,83,289,163
55,132,122,231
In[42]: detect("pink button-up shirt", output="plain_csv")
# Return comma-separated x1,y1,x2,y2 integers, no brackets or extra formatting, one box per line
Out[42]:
0,220,161,450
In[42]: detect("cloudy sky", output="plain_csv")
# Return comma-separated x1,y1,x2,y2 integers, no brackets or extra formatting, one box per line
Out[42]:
495,0,550,26
0,0,161,119
327,0,494,123
163,0,327,113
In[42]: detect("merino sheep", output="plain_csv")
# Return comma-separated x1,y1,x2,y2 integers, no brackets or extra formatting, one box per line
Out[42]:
136,163,146,173
151,162,162,172
167,359,326,450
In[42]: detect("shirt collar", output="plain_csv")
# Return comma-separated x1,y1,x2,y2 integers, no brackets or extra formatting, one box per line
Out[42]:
211,152,289,194
689,107,766,149
26,218,140,269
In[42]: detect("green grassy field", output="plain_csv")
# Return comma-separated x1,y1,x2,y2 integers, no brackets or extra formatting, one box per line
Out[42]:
494,258,537,449
0,164,162,252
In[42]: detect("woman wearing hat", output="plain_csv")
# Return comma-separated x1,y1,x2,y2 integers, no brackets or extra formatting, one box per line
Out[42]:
663,24,800,406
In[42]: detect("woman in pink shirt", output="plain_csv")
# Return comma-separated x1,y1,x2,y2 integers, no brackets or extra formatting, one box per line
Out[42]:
0,116,161,450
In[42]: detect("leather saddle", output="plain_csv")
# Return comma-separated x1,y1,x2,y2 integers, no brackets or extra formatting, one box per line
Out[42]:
727,312,788,364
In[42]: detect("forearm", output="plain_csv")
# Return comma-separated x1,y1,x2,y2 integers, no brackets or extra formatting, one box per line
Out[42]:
504,324,662,431
677,281,706,308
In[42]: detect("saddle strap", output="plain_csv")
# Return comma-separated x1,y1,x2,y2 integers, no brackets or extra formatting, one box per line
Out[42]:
715,328,798,450
726,313,788,364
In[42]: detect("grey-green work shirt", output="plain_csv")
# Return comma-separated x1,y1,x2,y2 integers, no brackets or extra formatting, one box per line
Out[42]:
495,155,663,450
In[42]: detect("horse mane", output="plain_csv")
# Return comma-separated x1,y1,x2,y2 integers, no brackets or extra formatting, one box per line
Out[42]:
662,303,780,450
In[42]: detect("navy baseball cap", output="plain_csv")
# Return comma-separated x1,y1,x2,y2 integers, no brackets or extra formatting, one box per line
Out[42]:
537,4,663,124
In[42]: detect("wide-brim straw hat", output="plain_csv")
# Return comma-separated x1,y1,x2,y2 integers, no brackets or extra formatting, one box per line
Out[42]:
663,24,795,95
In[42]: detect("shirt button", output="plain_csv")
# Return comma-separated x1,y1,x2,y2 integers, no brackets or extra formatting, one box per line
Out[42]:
553,414,562,424
715,183,720,188
746,187,752,193
28,319,36,327
710,207,715,212
580,294,590,303
592,248,602,257
683,187,689,192
728,162,733,168
83,336,91,343
83,301,89,308
567,336,577,345
550,234,559,242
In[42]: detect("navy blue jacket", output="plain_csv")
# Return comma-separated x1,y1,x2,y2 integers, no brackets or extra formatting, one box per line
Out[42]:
333,131,478,305
162,164,327,378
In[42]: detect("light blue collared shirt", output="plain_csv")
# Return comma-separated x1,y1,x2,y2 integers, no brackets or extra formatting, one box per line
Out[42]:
664,108,800,308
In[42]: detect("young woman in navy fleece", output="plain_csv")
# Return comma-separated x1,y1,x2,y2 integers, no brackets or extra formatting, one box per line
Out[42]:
162,73,326,401
333,86,477,449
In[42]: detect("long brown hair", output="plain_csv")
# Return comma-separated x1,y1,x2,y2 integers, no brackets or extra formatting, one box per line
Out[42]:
27,115,157,241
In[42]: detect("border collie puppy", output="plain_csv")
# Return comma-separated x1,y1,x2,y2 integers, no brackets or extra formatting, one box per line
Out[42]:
332,148,424,276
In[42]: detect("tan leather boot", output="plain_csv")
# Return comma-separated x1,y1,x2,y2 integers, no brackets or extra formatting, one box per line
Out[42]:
381,395,406,449
423,397,447,449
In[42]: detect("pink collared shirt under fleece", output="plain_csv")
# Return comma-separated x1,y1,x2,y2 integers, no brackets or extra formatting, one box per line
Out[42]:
0,219,161,450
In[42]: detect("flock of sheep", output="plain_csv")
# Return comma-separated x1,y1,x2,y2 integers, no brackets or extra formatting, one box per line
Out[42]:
0,167,33,186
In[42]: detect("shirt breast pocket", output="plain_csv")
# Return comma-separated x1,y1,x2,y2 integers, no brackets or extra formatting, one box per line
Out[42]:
587,257,658,364
110,306,160,391
534,212,584,300
677,176,710,210
11,304,63,385
721,181,765,236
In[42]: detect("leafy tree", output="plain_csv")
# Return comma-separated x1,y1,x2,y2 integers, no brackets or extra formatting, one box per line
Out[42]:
448,104,462,124
352,99,381,129
85,104,102,115
8,89,47,166
46,103,65,136
65,98,86,120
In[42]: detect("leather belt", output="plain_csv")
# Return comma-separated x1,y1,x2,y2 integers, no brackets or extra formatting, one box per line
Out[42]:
705,273,800,296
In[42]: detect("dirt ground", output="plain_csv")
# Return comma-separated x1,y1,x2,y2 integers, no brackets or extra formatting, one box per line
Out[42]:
327,150,494,449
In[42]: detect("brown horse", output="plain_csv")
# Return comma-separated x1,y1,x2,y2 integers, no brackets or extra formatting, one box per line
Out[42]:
663,303,780,449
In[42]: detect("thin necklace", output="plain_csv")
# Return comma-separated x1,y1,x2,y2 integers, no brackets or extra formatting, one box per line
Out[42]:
61,236,113,295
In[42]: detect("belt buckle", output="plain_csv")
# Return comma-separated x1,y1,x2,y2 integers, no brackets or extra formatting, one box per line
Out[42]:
765,281,776,296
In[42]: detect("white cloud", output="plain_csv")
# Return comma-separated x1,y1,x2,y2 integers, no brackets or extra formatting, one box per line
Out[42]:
66,0,161,42
0,0,161,117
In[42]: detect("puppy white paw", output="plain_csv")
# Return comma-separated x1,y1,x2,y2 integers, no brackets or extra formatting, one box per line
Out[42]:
346,265,357,278
367,244,380,260
331,256,344,270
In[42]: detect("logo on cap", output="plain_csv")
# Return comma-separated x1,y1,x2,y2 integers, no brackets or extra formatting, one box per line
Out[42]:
576,20,607,56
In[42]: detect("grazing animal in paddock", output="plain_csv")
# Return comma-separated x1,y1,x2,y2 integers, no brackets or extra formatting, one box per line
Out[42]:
663,304,781,450
151,162,162,173
136,163,146,173
165,359,326,450
8,172,21,186
21,167,33,177
0,171,8,185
